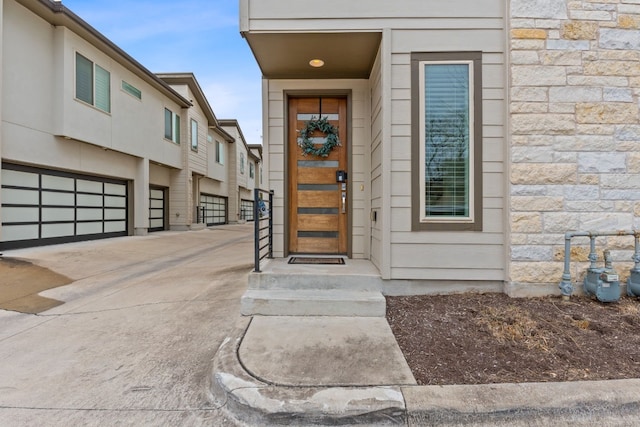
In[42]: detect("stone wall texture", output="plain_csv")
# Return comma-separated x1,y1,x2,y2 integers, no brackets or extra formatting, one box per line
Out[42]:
510,0,640,290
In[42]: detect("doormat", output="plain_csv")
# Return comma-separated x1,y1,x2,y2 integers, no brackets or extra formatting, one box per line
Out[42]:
288,257,345,265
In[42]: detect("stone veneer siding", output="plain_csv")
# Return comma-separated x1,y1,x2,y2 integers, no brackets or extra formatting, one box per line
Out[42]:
509,0,640,294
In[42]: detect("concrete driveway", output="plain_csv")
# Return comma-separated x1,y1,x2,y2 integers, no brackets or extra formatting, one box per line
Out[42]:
0,224,253,426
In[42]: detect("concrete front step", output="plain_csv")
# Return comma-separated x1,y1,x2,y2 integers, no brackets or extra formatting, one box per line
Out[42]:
247,271,383,291
241,289,386,317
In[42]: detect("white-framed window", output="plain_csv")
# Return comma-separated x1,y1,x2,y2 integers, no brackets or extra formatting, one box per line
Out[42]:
216,141,224,164
411,52,482,231
249,162,255,179
190,119,198,151
240,152,245,174
164,108,180,144
75,52,110,113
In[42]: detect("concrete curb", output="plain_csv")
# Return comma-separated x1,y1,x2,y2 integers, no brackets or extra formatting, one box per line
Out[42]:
211,318,640,426
403,379,640,426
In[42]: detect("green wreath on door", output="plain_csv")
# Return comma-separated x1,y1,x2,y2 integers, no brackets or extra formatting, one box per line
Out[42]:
297,116,340,157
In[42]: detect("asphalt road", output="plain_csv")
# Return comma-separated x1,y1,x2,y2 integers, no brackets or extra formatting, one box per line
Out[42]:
0,224,254,426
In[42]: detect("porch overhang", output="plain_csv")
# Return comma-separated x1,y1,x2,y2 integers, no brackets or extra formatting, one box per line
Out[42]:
242,32,382,79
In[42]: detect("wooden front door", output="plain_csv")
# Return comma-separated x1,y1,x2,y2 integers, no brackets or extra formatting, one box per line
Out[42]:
288,97,348,254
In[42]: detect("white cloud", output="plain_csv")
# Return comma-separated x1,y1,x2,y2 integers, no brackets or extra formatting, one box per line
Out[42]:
203,80,263,145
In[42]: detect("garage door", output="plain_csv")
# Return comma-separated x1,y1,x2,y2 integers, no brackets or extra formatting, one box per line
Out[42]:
149,187,166,232
1,163,128,250
200,194,227,226
240,199,254,221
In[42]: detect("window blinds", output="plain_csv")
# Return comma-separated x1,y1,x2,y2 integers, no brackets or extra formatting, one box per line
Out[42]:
75,53,93,105
423,63,471,217
164,109,173,140
94,65,111,113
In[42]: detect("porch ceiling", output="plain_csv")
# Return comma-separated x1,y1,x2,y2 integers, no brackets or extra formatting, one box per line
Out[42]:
243,32,382,79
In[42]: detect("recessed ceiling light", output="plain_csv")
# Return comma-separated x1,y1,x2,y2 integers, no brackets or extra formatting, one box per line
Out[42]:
309,59,325,68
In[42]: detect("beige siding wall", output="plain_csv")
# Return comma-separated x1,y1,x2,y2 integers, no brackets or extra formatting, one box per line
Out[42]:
220,124,241,222
263,79,371,258
208,129,228,183
388,25,507,283
246,0,508,285
370,46,384,269
244,0,504,30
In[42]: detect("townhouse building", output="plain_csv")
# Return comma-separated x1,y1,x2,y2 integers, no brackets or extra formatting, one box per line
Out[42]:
220,119,262,223
0,0,257,250
241,0,640,300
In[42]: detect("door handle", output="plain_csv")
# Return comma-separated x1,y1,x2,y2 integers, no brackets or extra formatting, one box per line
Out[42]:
341,192,346,214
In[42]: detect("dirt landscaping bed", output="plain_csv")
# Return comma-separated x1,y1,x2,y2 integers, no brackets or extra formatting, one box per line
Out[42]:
386,293,640,386
0,257,70,314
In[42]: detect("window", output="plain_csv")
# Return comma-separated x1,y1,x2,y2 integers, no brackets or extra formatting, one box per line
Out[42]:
122,81,141,99
249,162,255,179
240,152,245,174
216,141,224,164
75,52,110,113
164,108,180,143
411,52,482,231
191,119,198,151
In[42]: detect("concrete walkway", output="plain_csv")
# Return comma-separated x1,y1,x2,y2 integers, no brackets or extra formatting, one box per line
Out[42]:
0,224,254,426
214,301,640,426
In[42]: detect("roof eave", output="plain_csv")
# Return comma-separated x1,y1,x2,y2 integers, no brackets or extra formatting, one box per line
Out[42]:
19,0,191,107
156,73,219,127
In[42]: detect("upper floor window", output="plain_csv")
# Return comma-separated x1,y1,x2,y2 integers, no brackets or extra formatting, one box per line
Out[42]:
240,152,245,174
411,52,482,231
121,80,142,100
216,141,224,164
164,108,180,144
75,52,110,113
190,119,198,151
249,162,255,179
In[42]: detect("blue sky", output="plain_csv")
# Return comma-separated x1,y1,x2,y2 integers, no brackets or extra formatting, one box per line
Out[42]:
62,0,263,145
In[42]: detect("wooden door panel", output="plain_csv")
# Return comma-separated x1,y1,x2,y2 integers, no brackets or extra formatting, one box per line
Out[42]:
297,168,338,184
298,214,339,231
298,149,341,162
289,97,347,254
297,191,339,208
297,237,339,253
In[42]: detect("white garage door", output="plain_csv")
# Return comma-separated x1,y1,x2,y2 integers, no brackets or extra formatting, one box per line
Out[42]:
149,187,166,232
1,164,128,250
200,194,227,226
240,199,254,221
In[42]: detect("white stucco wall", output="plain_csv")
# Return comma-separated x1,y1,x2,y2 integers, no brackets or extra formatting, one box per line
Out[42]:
2,0,186,236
